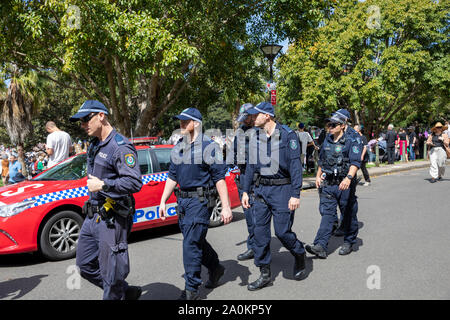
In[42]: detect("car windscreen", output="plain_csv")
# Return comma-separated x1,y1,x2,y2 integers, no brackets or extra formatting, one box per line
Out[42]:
33,154,87,181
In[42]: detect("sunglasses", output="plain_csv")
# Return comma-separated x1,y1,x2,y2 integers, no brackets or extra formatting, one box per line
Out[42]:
327,122,341,128
80,113,98,124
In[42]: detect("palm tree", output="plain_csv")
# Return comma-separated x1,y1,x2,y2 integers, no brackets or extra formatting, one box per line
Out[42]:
1,65,45,178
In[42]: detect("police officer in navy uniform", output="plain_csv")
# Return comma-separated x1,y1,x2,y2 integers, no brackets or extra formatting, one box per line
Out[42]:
331,109,361,237
159,107,233,300
232,103,257,261
70,100,143,300
305,110,361,259
241,102,306,291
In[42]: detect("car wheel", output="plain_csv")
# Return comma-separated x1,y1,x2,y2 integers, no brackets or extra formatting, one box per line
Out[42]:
209,199,224,228
39,210,84,261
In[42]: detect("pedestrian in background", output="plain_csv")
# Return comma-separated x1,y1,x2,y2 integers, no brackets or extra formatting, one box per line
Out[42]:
396,128,409,162
427,122,449,183
354,125,371,186
45,121,73,168
386,124,397,164
1,153,9,185
408,126,417,161
296,123,318,171
8,152,25,184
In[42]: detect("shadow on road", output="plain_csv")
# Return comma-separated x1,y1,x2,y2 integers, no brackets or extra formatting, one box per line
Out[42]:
0,275,48,300
140,282,183,300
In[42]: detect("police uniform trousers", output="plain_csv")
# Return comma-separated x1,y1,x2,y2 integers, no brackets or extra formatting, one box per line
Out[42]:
177,197,220,292
237,179,255,252
251,184,305,266
314,180,359,251
76,213,132,300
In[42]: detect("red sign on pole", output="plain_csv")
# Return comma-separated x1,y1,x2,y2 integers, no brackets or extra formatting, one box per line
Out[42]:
271,90,276,105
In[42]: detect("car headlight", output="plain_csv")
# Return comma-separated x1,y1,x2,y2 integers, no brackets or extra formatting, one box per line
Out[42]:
0,200,37,218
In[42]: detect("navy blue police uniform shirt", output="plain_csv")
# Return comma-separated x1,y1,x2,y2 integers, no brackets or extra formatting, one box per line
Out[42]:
87,129,143,205
242,123,303,198
318,132,362,173
168,134,227,189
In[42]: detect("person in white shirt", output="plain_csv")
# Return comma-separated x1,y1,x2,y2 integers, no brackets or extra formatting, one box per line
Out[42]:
45,121,73,168
296,123,318,170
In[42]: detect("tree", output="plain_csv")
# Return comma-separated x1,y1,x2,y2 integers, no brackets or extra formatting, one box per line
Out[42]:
277,0,449,135
0,0,266,137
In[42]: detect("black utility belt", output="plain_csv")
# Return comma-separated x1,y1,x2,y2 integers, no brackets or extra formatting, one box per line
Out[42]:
259,177,291,186
174,187,216,199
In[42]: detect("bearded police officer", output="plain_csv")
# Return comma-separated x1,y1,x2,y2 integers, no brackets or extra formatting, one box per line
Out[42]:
305,110,361,259
70,100,143,300
159,107,233,300
241,102,306,291
232,103,257,261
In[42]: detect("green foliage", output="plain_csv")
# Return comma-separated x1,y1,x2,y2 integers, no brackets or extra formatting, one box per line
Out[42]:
277,0,449,133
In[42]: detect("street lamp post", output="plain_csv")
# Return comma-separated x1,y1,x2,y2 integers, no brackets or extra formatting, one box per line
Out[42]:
260,44,283,104
260,44,283,83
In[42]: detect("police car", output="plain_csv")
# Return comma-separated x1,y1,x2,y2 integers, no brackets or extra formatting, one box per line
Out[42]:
0,145,240,261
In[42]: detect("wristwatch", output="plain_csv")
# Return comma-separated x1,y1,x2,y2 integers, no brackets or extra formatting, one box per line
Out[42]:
102,183,111,192
346,174,353,180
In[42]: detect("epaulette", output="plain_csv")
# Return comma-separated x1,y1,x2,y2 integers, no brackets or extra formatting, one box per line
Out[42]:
114,133,126,146
281,124,293,133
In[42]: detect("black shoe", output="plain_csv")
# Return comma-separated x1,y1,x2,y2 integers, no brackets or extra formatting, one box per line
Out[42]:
205,263,225,289
178,289,199,300
333,226,345,237
338,242,353,255
247,265,271,291
430,178,437,183
293,253,306,280
237,249,254,261
305,244,327,259
125,286,142,300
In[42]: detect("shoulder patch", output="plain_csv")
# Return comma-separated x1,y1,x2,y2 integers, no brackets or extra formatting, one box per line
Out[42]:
289,139,298,150
124,153,136,168
352,146,360,154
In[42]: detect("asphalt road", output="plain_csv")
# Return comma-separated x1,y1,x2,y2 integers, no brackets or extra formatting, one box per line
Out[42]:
1,167,449,300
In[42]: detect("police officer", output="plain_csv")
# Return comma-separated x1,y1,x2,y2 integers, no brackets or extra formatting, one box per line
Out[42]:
70,100,143,300
331,109,362,237
159,107,233,300
305,111,361,259
241,102,306,291
232,103,257,261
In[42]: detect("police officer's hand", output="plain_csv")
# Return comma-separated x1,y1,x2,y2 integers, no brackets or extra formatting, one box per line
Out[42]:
339,177,351,191
241,192,250,209
87,174,104,192
159,202,166,221
315,175,324,188
221,206,233,225
288,197,300,211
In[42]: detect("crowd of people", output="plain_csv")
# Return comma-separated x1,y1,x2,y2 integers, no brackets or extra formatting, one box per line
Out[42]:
0,121,91,185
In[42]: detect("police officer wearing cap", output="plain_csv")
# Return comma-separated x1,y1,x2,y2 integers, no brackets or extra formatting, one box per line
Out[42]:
305,110,361,259
241,102,306,291
159,107,233,300
330,109,362,237
232,103,256,261
70,100,143,300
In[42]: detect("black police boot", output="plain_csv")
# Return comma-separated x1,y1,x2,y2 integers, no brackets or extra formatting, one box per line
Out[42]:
338,242,353,255
237,249,254,261
205,263,225,289
293,252,306,280
247,265,271,291
125,286,142,300
178,289,199,300
305,244,327,259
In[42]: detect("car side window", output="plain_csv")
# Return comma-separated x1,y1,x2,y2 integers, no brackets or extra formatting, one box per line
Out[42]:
137,149,152,175
154,148,172,172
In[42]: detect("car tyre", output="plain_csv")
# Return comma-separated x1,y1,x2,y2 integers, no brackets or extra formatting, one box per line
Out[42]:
39,210,84,261
209,199,224,228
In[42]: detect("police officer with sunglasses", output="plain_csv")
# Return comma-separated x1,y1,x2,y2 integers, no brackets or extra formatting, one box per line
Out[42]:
305,110,361,259
70,100,143,300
